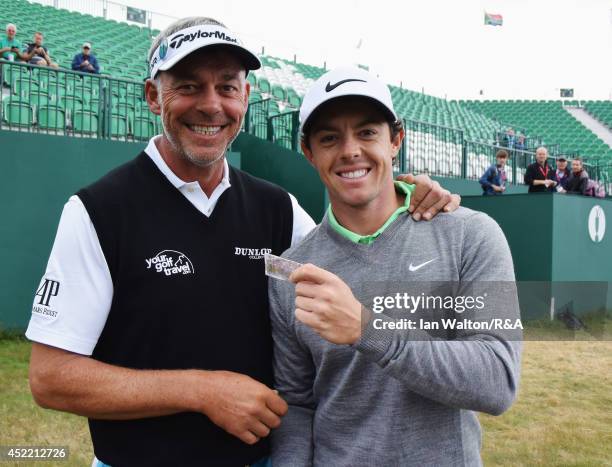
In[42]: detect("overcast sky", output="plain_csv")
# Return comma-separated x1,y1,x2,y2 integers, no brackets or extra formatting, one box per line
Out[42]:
114,0,612,100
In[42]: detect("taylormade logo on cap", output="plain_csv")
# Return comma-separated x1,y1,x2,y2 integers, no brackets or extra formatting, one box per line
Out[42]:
168,29,238,50
149,24,260,78
299,66,397,133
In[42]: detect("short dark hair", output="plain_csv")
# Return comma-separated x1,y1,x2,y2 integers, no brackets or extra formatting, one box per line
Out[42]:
496,149,509,158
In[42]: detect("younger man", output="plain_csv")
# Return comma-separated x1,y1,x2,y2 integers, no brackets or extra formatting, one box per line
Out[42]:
479,149,508,195
565,157,589,195
269,67,522,466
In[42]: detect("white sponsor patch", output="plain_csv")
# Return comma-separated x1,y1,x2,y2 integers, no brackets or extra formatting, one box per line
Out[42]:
32,278,60,320
234,246,272,260
145,250,194,276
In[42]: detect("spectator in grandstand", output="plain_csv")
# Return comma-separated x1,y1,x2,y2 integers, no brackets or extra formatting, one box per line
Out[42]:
565,157,589,195
515,134,526,151
502,127,516,149
26,16,461,467
270,66,521,466
71,42,99,73
479,149,508,195
554,157,571,192
524,146,557,193
0,23,25,62
22,32,59,68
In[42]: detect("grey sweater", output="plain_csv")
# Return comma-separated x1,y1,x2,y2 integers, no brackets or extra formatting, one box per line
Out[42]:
269,207,522,467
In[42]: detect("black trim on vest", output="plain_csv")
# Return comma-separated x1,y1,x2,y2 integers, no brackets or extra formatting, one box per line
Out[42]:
76,152,293,466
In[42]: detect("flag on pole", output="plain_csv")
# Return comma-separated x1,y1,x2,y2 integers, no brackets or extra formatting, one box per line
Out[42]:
484,12,503,26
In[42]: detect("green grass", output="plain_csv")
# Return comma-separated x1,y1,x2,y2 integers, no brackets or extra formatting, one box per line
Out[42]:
0,338,92,466
480,339,612,466
1,334,611,466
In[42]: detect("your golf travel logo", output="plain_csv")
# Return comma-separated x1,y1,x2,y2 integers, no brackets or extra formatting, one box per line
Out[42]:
146,250,195,276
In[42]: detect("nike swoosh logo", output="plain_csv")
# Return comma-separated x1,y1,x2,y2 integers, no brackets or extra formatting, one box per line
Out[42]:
325,78,367,92
408,258,437,272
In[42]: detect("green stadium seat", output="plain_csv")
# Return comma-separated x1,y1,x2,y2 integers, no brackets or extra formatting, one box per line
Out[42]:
60,96,84,112
27,90,50,108
38,105,65,130
12,77,40,96
83,100,100,113
258,78,271,94
110,114,128,137
46,83,68,98
37,71,60,89
1,64,15,86
73,110,98,134
287,94,302,109
135,102,153,116
115,100,136,112
133,116,155,140
268,99,280,116
271,85,286,101
2,99,34,126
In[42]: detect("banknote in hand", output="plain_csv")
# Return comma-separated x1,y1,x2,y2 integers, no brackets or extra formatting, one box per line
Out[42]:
264,253,303,281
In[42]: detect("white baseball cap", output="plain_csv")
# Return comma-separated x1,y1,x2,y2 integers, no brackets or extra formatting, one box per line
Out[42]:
82,42,91,49
149,23,260,78
299,66,397,133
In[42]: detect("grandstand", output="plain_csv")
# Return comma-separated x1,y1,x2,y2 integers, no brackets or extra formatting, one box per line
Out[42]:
461,100,612,163
584,101,612,132
1,0,611,190
0,0,151,79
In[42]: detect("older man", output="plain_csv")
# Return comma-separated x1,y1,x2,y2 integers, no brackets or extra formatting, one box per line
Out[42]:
27,17,459,466
0,23,25,61
479,149,508,195
524,146,557,193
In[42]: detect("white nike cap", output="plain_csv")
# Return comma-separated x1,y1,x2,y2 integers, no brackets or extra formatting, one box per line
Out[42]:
149,23,260,78
299,65,397,133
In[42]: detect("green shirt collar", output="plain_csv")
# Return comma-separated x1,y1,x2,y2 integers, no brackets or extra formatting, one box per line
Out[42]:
327,181,415,244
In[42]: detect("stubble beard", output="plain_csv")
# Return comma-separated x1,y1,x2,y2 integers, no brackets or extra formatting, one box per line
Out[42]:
160,108,243,169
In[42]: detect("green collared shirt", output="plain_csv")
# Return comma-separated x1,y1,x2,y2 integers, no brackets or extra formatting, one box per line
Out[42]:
0,37,21,60
327,181,415,244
